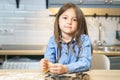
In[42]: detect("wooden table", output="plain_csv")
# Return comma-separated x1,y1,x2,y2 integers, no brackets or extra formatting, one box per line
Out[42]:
0,70,120,80
86,70,120,80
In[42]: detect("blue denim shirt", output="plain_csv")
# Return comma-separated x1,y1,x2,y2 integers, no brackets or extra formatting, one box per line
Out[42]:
44,34,92,73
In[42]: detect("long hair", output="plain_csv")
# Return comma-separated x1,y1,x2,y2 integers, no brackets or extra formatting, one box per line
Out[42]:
54,3,88,49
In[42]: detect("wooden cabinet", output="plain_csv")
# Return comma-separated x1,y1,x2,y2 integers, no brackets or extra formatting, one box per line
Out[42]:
48,0,80,5
48,0,120,4
82,0,106,4
48,0,120,8
112,0,120,4
82,0,120,4
48,0,107,5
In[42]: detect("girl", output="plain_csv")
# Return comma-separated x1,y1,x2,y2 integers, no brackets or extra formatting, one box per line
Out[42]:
40,3,92,74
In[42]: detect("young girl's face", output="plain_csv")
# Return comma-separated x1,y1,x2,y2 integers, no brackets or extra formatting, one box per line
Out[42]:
59,8,78,36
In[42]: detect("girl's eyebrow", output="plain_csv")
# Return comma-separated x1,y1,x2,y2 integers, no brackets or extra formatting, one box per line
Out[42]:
62,14,77,18
62,14,67,16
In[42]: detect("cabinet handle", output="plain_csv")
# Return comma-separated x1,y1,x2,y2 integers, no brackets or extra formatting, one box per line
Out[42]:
105,0,108,4
109,0,113,4
79,0,83,4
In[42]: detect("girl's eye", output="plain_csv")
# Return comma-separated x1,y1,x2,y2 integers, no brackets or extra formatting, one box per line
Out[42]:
63,17,67,19
73,19,77,21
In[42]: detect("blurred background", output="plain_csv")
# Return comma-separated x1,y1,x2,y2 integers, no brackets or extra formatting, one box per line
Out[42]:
0,0,120,70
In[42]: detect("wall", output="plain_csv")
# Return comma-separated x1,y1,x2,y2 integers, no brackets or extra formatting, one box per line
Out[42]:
86,17,120,46
0,0,120,46
0,0,53,45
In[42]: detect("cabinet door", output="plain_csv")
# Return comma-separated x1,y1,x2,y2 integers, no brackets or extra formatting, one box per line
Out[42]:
111,0,120,4
48,0,80,5
83,0,107,4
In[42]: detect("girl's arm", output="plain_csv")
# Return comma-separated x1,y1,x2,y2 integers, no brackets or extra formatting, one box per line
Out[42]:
44,36,57,63
66,35,92,73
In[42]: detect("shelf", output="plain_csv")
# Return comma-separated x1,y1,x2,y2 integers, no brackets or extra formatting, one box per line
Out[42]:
49,8,120,17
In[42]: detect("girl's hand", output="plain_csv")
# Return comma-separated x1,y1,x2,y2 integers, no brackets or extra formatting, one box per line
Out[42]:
49,63,68,74
40,58,49,73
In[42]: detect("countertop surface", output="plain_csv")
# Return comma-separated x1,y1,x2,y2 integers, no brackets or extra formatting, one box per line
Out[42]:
0,50,45,55
0,70,120,80
93,50,120,56
0,45,120,56
0,45,46,55
0,50,120,56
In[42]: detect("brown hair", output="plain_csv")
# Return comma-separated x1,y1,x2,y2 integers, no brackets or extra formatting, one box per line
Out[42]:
54,3,88,49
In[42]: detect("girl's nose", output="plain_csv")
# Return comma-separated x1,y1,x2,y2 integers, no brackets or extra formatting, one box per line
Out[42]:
67,19,72,25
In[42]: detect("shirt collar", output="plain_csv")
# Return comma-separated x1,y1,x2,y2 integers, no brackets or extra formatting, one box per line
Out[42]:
58,37,76,44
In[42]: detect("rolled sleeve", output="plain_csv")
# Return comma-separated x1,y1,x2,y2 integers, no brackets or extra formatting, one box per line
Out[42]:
67,35,92,73
44,36,57,63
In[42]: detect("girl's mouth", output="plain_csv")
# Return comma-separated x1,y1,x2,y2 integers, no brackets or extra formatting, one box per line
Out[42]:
64,26,72,28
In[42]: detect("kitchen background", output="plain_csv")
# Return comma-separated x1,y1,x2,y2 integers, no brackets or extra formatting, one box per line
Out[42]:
0,0,120,69
0,0,120,45
0,0,52,45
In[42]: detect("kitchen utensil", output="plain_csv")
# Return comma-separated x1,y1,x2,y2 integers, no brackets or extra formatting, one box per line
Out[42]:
116,30,120,40
116,17,120,40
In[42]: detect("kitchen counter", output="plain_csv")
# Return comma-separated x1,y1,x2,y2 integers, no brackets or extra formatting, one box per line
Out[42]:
0,45,46,55
0,70,120,80
0,44,120,56
93,50,120,56
0,50,44,55
0,50,120,56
